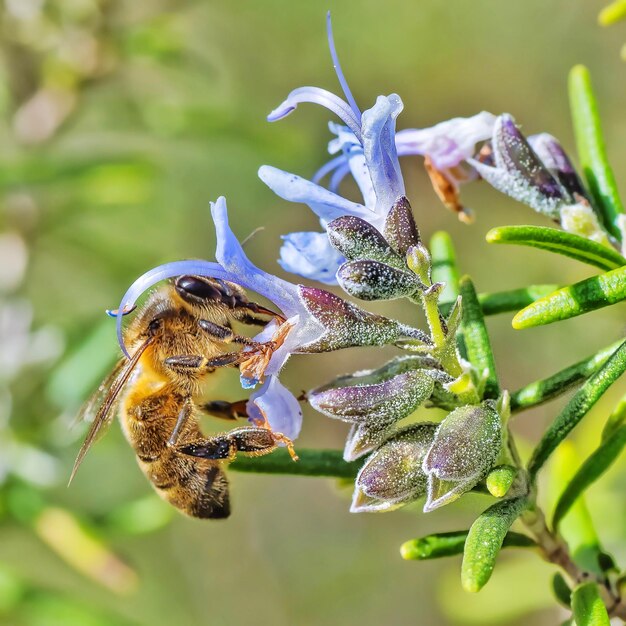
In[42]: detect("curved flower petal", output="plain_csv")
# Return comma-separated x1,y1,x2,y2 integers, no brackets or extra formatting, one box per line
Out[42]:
258,165,374,224
326,11,361,122
327,122,377,207
112,197,321,358
279,231,344,284
113,259,233,358
211,197,303,317
313,153,348,184
267,86,362,141
361,94,405,216
247,375,303,440
395,112,496,170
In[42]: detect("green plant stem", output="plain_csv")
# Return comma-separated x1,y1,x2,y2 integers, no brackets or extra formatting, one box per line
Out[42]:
521,506,626,619
230,448,361,478
422,291,447,352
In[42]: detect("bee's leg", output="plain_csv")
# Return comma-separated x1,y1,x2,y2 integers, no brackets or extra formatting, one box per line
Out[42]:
198,319,266,349
177,436,238,461
167,397,195,448
179,427,298,461
231,304,285,328
164,352,244,374
199,399,249,421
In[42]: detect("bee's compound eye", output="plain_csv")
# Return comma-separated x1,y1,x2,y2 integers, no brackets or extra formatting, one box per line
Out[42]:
175,276,221,302
148,318,162,334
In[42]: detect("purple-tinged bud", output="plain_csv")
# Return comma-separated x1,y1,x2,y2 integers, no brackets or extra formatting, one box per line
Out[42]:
299,287,431,352
383,196,420,256
309,356,437,425
344,421,396,462
528,133,587,201
351,423,438,512
422,401,502,512
337,260,422,301
495,115,563,199
326,216,405,269
469,115,566,220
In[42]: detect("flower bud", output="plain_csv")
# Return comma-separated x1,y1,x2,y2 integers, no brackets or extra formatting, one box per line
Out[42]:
486,465,518,498
337,260,422,301
527,133,587,200
308,356,436,426
351,423,437,512
406,243,432,284
326,216,405,269
298,286,431,352
560,201,612,246
383,196,420,256
343,421,395,462
470,114,566,220
422,401,502,512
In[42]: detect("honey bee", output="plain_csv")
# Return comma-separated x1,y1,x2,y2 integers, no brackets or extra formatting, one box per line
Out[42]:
71,275,295,519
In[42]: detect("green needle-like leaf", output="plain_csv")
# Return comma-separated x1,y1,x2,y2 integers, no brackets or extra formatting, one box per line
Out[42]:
598,0,626,27
459,276,500,399
231,448,361,478
552,573,572,608
401,530,535,561
569,65,625,241
486,225,625,271
601,392,626,440
510,341,623,412
512,266,626,329
528,340,626,479
571,582,611,625
461,497,528,592
552,424,626,530
430,231,460,302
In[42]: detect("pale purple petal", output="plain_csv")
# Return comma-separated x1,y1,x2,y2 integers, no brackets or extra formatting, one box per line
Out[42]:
112,197,320,358
329,162,353,194
326,11,361,122
247,375,303,440
361,94,405,216
210,196,302,317
395,112,496,170
112,259,235,358
279,231,344,284
258,165,375,223
313,154,347,184
267,86,362,141
327,122,377,208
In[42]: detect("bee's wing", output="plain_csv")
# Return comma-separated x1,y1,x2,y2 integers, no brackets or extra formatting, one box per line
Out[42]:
74,357,127,428
69,337,152,484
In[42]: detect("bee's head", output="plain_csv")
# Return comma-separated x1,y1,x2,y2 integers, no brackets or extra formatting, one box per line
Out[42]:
174,275,227,308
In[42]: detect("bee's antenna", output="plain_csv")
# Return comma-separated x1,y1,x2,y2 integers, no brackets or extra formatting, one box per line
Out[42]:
241,226,265,248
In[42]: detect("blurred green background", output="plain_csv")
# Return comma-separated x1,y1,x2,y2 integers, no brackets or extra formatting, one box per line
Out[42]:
0,1,625,624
